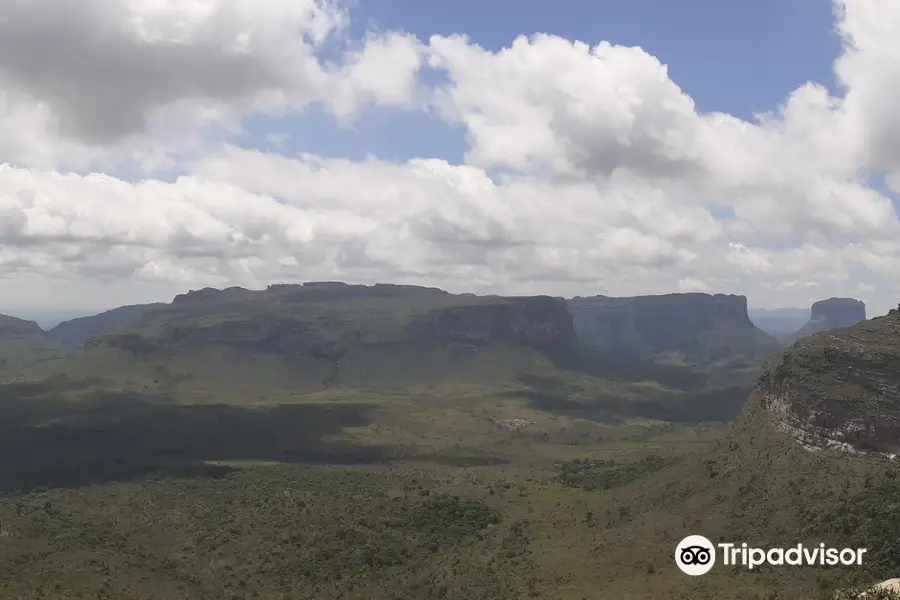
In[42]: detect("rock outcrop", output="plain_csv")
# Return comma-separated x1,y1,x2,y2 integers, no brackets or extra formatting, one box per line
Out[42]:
790,297,866,341
754,312,900,455
567,293,779,364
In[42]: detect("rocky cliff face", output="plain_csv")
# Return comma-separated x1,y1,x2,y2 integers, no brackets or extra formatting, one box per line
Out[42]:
754,313,900,455
790,297,866,340
567,293,777,364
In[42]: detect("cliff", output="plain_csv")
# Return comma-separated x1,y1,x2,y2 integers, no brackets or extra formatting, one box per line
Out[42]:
752,312,900,454
567,293,779,365
790,297,866,341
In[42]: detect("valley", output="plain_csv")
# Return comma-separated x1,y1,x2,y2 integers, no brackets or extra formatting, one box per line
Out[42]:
0,283,891,599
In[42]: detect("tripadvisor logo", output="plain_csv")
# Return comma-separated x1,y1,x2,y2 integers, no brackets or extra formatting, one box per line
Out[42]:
674,535,868,576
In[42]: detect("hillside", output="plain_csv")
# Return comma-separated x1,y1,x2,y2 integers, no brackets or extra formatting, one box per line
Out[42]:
578,310,900,598
0,313,68,376
46,303,165,346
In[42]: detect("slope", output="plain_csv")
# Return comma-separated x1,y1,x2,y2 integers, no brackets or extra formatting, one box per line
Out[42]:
46,302,166,346
0,313,70,378
566,311,900,598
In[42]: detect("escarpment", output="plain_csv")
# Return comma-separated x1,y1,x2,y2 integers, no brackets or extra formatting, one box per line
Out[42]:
567,292,778,364
89,284,577,363
754,312,900,454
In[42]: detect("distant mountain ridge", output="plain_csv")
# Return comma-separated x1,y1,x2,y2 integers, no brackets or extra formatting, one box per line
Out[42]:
46,303,166,347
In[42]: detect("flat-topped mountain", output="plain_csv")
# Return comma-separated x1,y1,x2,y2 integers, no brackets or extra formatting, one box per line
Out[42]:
20,282,752,422
95,283,577,355
74,283,586,395
789,297,867,341
567,292,780,366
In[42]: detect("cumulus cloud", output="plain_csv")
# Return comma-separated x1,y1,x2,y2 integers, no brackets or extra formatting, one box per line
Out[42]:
1,0,900,315
0,0,424,170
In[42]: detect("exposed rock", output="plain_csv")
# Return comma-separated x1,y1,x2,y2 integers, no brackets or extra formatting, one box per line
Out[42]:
754,312,900,455
857,579,900,598
790,297,866,341
567,293,778,364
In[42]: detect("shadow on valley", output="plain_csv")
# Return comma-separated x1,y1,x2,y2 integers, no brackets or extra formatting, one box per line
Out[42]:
0,379,394,494
513,373,752,423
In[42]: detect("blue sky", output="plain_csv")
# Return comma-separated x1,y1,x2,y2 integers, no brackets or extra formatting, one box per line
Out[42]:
240,0,845,165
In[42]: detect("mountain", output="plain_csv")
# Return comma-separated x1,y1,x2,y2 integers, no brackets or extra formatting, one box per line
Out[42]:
759,311,898,454
64,283,589,396
788,297,867,341
46,303,166,346
748,306,810,335
0,282,762,424
0,313,46,339
567,293,780,367
0,313,68,377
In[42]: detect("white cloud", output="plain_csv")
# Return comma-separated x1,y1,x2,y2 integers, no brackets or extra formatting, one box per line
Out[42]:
0,0,424,171
2,0,900,317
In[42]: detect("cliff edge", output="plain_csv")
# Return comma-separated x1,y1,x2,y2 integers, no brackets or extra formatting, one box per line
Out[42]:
753,311,900,455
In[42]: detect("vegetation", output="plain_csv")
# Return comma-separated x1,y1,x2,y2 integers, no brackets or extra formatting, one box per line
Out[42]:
0,284,894,598
557,454,673,491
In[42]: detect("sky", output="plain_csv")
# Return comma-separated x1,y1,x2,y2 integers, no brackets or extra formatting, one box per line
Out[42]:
1,0,899,320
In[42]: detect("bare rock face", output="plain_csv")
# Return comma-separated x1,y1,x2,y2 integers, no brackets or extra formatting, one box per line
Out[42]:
754,313,900,455
567,293,778,364
791,297,866,340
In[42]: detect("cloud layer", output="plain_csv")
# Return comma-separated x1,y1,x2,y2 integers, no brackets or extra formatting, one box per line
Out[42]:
0,0,898,314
